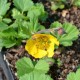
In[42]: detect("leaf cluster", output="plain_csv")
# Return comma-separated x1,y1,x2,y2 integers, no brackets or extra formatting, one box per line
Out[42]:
50,21,79,46
49,0,66,10
73,0,80,7
49,0,80,10
66,69,80,80
0,0,47,48
16,57,53,80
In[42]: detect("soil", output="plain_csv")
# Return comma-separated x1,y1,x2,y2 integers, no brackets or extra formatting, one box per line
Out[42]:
0,0,80,80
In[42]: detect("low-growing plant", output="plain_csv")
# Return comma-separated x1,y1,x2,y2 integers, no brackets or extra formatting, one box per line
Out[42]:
0,0,80,80
49,0,66,10
0,0,47,48
71,0,80,7
50,21,79,46
16,21,79,79
16,57,55,80
49,0,80,11
66,69,80,80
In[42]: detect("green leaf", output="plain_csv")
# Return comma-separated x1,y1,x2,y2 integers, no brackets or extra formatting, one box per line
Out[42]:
16,57,34,77
51,1,64,10
20,72,53,80
51,3,58,10
0,27,17,38
16,57,50,78
75,69,80,80
34,60,49,74
26,16,44,34
41,57,55,66
0,22,9,31
74,0,80,7
13,0,34,12
27,6,40,19
66,72,75,80
27,3,47,21
66,69,80,80
0,38,16,48
12,8,28,20
27,3,47,33
57,58,62,67
3,18,12,24
50,21,79,46
0,27,18,48
0,39,3,49
0,0,10,16
18,26,30,39
50,21,62,28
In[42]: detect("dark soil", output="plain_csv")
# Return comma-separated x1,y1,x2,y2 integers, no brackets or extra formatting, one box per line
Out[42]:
0,0,80,80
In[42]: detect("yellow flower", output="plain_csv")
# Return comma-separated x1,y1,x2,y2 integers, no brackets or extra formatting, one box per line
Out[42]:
25,34,59,58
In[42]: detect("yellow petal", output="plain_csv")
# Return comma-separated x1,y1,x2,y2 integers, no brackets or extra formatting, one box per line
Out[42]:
25,34,59,58
49,35,59,46
47,45,54,57
25,39,37,55
33,49,47,58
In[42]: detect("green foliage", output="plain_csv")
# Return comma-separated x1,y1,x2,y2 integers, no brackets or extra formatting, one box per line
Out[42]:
66,69,80,80
27,3,48,21
41,57,55,66
50,0,80,10
72,0,80,7
0,0,10,16
50,0,66,10
16,57,34,77
2,18,12,24
50,21,79,46
0,0,47,48
13,0,34,12
16,57,49,78
56,58,62,67
0,22,9,31
20,72,52,80
34,59,49,73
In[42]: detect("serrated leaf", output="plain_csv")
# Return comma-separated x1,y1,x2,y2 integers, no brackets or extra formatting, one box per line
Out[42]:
16,57,34,77
3,18,12,24
27,15,44,34
74,0,80,7
0,22,9,31
50,21,62,28
27,3,47,21
0,0,10,16
0,28,17,38
51,3,58,10
27,6,40,19
16,57,50,78
66,72,75,80
41,57,55,66
51,2,64,10
20,72,52,80
36,3,48,21
12,8,27,19
66,69,80,80
34,60,49,74
0,39,3,49
13,0,34,12
0,38,16,48
50,21,79,46
18,26,30,39
75,69,80,80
